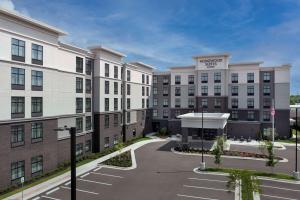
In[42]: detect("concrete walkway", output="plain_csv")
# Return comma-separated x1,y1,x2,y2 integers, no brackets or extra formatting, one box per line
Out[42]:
6,137,164,200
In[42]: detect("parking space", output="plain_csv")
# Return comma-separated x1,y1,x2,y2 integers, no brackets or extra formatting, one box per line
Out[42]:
260,179,300,200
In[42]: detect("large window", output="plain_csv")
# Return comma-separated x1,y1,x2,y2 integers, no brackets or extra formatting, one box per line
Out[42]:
188,98,195,108
175,98,181,108
153,76,157,84
114,82,118,95
114,114,119,127
248,111,255,121
11,125,24,146
146,87,149,96
163,87,168,96
11,97,25,118
127,112,131,123
76,117,83,133
153,109,158,117
214,98,221,108
231,86,238,96
214,85,221,96
142,98,145,108
76,98,83,113
142,86,145,96
231,98,238,109
175,75,181,84
86,116,92,130
104,137,109,148
247,98,254,108
214,72,221,83
188,75,194,84
163,76,169,84
86,59,92,75
201,86,208,96
85,140,92,152
105,63,109,77
76,143,83,157
105,81,110,94
114,98,118,111
153,98,158,106
263,98,271,108
11,38,25,62
105,98,109,111
127,70,131,81
127,98,131,109
201,73,208,83
202,99,208,108
153,87,158,95
263,111,270,121
146,75,149,84
127,84,131,95
114,66,118,79
104,115,109,128
76,57,83,73
247,85,254,96
163,110,169,118
263,85,271,96
175,87,181,96
11,161,24,181
31,123,43,141
188,86,195,96
85,79,91,93
86,98,91,112
32,70,43,89
263,72,271,82
31,155,43,174
231,73,238,83
11,67,25,89
76,77,83,93
142,74,145,84
163,99,168,107
32,44,43,65
231,111,238,120
247,73,254,83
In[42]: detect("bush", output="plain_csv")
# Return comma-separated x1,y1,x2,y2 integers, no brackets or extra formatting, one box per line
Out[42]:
158,127,168,136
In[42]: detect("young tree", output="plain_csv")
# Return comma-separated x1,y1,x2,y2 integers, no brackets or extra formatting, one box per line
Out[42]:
212,136,224,167
264,141,278,172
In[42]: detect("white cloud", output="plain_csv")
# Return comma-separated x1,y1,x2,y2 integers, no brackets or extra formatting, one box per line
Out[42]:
0,0,15,11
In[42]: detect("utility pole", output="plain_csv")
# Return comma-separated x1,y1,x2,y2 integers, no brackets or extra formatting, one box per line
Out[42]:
293,107,299,180
70,127,77,200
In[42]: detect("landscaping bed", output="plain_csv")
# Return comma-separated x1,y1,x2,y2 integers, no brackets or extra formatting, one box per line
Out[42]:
102,151,132,167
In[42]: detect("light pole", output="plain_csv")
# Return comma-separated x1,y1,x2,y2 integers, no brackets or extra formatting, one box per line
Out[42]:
293,107,299,180
200,105,205,170
55,126,77,200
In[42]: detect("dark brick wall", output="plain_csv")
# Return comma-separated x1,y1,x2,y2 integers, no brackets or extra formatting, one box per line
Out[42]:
227,122,261,139
196,96,228,113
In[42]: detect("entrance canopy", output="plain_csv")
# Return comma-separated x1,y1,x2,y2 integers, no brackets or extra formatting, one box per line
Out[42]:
178,113,230,129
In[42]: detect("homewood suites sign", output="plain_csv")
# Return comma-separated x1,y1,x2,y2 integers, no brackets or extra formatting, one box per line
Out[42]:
200,58,223,68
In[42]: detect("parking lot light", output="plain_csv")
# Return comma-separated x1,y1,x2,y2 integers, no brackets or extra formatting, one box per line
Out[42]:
199,106,206,171
293,107,299,180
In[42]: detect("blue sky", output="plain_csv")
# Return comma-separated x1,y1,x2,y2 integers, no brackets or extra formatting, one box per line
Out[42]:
1,0,299,94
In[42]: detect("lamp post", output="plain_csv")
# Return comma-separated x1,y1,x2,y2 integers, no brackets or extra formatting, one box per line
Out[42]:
293,107,299,180
55,126,77,200
200,105,206,170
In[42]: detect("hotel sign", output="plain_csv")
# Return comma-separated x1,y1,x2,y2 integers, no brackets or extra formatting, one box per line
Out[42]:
200,58,223,68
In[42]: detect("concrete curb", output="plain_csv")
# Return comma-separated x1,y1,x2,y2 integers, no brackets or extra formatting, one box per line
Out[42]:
5,138,164,200
171,148,288,163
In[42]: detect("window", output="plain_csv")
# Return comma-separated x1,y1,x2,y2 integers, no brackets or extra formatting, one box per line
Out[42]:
104,115,109,128
202,99,208,108
163,76,169,84
175,110,181,118
11,97,25,118
142,99,145,108
76,117,83,133
85,79,91,93
188,98,195,108
31,155,43,174
76,143,83,157
153,109,158,117
105,81,110,94
85,140,92,152
163,110,169,118
201,73,208,83
247,98,254,108
175,75,181,84
163,99,168,107
263,98,271,108
76,57,83,73
201,86,208,96
86,98,91,112
127,98,131,109
32,70,43,89
142,110,145,120
263,111,270,121
153,76,158,84
142,74,145,83
247,73,254,83
248,111,255,121
263,85,271,96
76,98,83,113
31,123,43,141
188,75,194,84
121,84,123,95
231,111,238,120
11,125,24,146
153,98,158,106
105,63,109,77
11,67,25,89
142,86,145,96
31,97,43,116
76,77,83,93
231,73,238,83
113,135,119,145
175,87,181,96
214,98,221,108
153,87,158,95
146,75,149,84
121,67,124,79
231,86,238,96
232,98,238,108
263,72,271,82
146,87,149,96
127,112,131,123
188,86,195,96
114,66,118,79
146,99,149,108
247,86,254,96
214,72,221,83
86,59,92,75
86,116,92,130
105,98,109,111
11,38,25,61
11,161,24,181
114,114,119,127
113,82,118,95
127,84,131,95
163,87,168,96
104,137,110,148
127,70,131,81
214,85,221,96
175,98,181,108
114,98,118,111
32,44,43,65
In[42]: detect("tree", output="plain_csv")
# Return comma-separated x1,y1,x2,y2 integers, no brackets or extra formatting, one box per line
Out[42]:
264,141,278,172
212,136,224,167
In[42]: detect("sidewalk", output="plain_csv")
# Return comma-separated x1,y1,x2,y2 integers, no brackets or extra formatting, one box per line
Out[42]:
5,137,164,200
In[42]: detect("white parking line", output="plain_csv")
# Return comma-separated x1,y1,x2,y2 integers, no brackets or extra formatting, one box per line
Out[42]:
45,187,60,195
261,194,298,200
183,185,231,192
78,178,112,186
80,173,90,178
177,194,219,200
91,172,123,178
188,178,227,183
41,196,61,200
262,184,300,192
60,186,99,195
64,181,71,186
93,167,101,172
32,197,40,200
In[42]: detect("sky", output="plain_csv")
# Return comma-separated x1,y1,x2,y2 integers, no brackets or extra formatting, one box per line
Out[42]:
0,0,299,94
